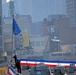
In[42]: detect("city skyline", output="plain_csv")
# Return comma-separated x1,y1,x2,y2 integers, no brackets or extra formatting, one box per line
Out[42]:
3,0,66,22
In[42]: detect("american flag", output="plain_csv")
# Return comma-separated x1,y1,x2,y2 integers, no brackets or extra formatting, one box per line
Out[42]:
7,66,20,75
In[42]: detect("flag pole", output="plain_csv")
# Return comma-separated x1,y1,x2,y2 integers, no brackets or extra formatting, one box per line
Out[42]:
11,15,14,59
11,15,21,59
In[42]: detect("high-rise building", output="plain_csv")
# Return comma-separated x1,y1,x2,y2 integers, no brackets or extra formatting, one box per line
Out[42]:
66,0,76,27
31,21,43,36
0,0,4,51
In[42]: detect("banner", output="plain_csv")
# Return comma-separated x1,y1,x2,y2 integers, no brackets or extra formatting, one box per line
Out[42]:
22,34,29,47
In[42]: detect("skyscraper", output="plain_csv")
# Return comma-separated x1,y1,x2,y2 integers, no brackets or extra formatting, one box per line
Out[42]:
0,0,4,51
66,0,76,27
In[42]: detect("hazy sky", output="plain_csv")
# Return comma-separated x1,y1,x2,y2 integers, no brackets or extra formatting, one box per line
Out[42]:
13,0,66,22
4,0,66,22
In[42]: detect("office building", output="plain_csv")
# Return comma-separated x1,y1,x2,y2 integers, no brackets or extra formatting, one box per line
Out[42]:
66,0,76,27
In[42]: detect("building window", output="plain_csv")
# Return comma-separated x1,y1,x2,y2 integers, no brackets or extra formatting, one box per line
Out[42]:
31,41,35,46
0,27,2,35
41,41,45,46
36,41,40,46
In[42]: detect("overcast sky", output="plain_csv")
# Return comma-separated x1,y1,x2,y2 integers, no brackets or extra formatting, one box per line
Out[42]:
4,0,66,22
13,0,66,22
